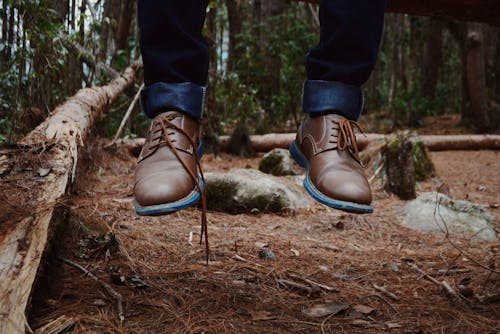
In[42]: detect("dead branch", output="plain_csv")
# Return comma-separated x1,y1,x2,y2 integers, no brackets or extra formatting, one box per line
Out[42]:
287,273,340,292
405,261,469,307
33,315,76,334
57,257,124,324
60,32,121,79
277,279,321,297
114,83,144,140
405,261,441,286
434,199,500,274
373,284,400,301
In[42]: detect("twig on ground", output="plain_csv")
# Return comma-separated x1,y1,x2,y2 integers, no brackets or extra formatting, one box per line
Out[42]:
57,256,124,324
277,279,320,297
441,280,467,306
405,261,469,307
373,284,400,301
369,162,384,183
113,83,144,140
188,231,194,246
405,261,441,285
33,315,76,334
359,293,398,313
287,273,340,292
434,195,500,274
232,254,264,267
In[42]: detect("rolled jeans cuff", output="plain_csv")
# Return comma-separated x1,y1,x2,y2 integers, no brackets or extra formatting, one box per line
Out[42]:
140,82,206,119
302,80,364,121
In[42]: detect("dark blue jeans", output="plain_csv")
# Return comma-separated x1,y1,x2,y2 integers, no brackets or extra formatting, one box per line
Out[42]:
138,0,387,121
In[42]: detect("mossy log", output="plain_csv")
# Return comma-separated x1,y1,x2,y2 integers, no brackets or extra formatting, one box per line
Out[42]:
381,133,417,200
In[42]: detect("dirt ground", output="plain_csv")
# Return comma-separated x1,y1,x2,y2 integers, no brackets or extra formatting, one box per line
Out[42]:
28,136,499,333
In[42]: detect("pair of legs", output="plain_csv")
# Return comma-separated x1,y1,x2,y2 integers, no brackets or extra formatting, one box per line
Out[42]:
134,0,387,215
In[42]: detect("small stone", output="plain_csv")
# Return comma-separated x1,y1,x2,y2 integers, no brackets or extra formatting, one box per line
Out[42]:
258,148,299,176
111,273,126,285
37,167,52,177
458,285,474,298
93,299,106,307
384,263,400,272
130,275,150,289
258,247,276,261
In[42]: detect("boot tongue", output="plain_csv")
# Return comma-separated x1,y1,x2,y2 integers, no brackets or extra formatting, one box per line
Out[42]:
138,111,197,162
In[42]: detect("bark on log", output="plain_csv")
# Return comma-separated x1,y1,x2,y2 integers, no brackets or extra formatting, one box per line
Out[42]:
120,133,500,156
301,0,500,25
0,61,142,333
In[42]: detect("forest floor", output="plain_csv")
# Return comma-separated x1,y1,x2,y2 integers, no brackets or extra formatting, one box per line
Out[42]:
29,115,499,334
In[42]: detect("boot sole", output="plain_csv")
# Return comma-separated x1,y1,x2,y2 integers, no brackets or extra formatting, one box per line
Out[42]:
134,144,205,216
134,177,203,216
290,141,374,214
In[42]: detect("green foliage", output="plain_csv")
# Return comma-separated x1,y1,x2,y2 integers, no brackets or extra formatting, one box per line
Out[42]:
215,4,318,133
0,0,69,142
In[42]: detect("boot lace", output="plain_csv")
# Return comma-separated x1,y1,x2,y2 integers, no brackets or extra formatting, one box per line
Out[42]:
330,118,366,156
151,114,210,263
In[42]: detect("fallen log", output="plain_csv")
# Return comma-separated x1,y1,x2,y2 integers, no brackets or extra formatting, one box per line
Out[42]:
301,0,500,25
0,60,142,333
120,134,500,156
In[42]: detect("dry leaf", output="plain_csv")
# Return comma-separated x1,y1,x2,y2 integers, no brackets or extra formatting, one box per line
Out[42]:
352,304,375,315
302,301,350,318
351,319,372,327
37,167,52,177
251,311,276,321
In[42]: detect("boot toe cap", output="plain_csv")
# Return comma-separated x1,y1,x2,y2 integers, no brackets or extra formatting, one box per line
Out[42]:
134,172,195,207
315,170,372,205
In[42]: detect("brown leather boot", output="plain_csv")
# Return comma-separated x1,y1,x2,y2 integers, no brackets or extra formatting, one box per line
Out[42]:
134,111,203,216
290,113,373,213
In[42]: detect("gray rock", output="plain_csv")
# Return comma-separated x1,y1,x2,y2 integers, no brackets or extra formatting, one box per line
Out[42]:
258,148,299,176
258,247,276,261
402,192,496,241
205,169,310,213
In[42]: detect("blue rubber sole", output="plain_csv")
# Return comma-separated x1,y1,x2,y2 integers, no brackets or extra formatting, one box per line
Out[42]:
135,178,203,216
290,141,374,214
134,144,205,216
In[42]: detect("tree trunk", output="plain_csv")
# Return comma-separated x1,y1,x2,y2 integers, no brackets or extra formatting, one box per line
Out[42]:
114,0,135,63
225,0,244,73
99,0,112,62
6,6,14,61
260,0,285,126
466,22,490,132
203,4,221,153
1,0,8,67
423,20,443,99
0,61,142,334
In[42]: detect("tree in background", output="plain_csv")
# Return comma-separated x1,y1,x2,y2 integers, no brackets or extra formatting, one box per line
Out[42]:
0,0,498,146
